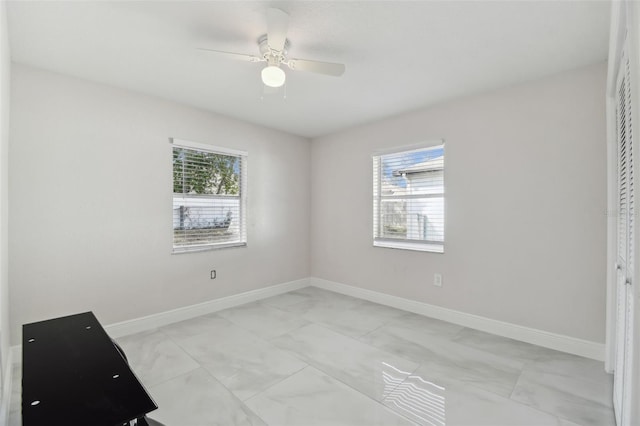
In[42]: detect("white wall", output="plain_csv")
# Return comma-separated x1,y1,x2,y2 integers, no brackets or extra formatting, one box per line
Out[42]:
0,0,11,401
9,64,311,343
311,62,607,343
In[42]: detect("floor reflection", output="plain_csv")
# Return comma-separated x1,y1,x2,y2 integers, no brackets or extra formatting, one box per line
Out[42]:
383,363,445,426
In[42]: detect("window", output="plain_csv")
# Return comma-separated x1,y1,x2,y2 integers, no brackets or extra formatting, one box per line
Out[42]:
373,143,444,253
171,139,247,253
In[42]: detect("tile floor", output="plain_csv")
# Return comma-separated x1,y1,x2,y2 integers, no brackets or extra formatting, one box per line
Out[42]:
8,287,615,426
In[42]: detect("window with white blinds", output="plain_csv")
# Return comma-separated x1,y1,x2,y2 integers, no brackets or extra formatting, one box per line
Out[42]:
171,139,247,253
373,143,444,253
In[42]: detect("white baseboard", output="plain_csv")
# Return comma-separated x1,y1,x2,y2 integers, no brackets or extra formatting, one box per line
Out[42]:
310,277,605,361
6,275,604,378
8,278,310,366
0,348,14,425
105,278,309,338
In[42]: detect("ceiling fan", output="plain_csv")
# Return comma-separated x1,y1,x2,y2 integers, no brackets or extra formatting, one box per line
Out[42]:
199,8,346,89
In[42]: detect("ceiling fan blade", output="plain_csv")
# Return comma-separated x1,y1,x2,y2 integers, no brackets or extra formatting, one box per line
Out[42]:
197,48,263,63
267,8,289,52
286,59,345,77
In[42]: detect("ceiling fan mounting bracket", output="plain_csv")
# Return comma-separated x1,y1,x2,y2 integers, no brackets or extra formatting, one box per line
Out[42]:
258,34,289,63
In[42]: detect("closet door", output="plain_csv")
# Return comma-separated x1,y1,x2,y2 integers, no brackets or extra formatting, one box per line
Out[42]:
614,41,635,426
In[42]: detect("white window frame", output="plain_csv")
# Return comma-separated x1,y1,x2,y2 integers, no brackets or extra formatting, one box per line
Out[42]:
171,138,247,253
373,141,445,253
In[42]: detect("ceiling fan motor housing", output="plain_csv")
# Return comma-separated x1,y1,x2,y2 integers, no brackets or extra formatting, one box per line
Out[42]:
258,34,290,65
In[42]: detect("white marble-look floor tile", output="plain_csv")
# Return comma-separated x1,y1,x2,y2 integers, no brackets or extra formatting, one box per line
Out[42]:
260,291,314,310
283,295,407,338
279,289,362,316
290,286,364,305
246,366,416,426
375,312,466,339
452,328,560,364
271,323,419,401
524,351,611,385
149,368,266,426
7,288,617,426
452,328,613,390
557,419,586,426
115,329,200,387
362,319,524,397
159,315,228,345
215,301,309,339
450,325,614,408
383,367,570,426
511,369,615,426
175,316,308,400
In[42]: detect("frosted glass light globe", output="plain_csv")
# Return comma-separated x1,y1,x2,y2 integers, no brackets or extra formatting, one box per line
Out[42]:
261,65,286,88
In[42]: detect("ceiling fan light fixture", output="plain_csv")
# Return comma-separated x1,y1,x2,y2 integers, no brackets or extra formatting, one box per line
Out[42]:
200,8,345,91
261,65,286,88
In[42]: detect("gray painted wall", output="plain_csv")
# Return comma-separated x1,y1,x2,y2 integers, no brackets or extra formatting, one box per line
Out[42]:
0,0,11,394
310,62,607,342
8,64,311,343
7,60,607,347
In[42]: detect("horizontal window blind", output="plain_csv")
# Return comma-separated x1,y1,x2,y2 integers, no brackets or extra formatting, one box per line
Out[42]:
172,139,247,252
373,144,444,252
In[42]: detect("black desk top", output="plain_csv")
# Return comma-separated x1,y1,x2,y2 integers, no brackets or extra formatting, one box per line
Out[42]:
22,312,158,426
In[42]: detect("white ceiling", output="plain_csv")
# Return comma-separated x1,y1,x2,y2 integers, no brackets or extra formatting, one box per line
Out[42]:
6,1,610,138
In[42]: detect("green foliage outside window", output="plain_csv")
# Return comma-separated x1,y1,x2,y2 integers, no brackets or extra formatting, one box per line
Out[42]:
173,148,239,195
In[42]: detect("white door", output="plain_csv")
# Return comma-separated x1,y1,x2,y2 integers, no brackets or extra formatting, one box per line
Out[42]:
614,41,635,426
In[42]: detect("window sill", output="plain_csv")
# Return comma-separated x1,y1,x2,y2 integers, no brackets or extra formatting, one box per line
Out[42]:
374,240,444,253
172,241,247,254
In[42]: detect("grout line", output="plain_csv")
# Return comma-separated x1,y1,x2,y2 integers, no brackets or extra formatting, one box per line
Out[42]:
117,329,201,390
254,301,424,422
241,363,311,404
142,309,313,409
508,371,523,401
303,362,421,425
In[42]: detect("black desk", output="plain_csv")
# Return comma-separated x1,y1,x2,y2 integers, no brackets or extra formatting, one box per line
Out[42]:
22,312,158,426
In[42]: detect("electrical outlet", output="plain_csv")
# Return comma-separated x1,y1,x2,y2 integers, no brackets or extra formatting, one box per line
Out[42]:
210,270,217,280
433,273,442,287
